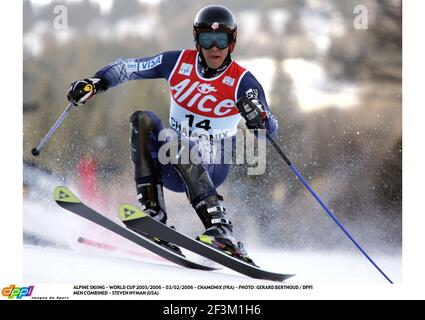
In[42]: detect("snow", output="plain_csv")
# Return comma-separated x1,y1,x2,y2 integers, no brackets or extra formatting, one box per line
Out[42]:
22,170,401,290
23,180,401,287
20,152,402,299
23,194,401,288
24,241,400,285
24,245,262,283
23,236,402,299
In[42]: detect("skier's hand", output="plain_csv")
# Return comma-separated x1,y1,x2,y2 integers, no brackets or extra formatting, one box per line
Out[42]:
236,96,267,129
67,77,105,106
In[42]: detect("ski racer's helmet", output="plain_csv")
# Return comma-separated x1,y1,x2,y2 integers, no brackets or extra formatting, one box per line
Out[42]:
193,5,237,53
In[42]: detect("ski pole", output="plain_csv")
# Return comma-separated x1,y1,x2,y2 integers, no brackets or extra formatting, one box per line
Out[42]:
266,132,394,284
31,102,74,156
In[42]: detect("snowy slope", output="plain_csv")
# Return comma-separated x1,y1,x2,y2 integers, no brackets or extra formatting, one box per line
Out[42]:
22,167,401,286
23,242,401,284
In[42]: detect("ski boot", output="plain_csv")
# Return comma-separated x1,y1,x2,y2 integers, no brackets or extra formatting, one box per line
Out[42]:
122,181,184,256
195,194,257,266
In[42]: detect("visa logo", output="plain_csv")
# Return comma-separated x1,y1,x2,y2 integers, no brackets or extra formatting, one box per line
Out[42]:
139,55,163,71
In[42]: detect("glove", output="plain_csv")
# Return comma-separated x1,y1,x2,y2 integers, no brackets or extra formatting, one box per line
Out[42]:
67,77,105,106
236,96,268,129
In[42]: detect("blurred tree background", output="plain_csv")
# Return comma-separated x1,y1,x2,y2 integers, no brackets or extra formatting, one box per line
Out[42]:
23,0,401,253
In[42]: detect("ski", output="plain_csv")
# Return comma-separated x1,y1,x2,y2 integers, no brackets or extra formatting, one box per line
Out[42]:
119,203,295,282
53,186,218,271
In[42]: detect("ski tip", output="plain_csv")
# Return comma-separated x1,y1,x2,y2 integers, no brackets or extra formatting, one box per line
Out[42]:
118,204,148,222
53,186,81,204
284,274,296,281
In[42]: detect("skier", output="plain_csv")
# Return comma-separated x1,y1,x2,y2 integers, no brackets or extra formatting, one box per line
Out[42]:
66,5,278,264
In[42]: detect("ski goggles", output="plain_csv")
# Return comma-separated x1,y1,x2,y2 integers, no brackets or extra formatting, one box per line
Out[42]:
198,32,230,50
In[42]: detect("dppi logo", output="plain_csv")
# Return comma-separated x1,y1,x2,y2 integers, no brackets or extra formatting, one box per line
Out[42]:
2,284,34,299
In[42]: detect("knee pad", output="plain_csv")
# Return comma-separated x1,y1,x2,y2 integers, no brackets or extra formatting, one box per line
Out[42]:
129,110,155,131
